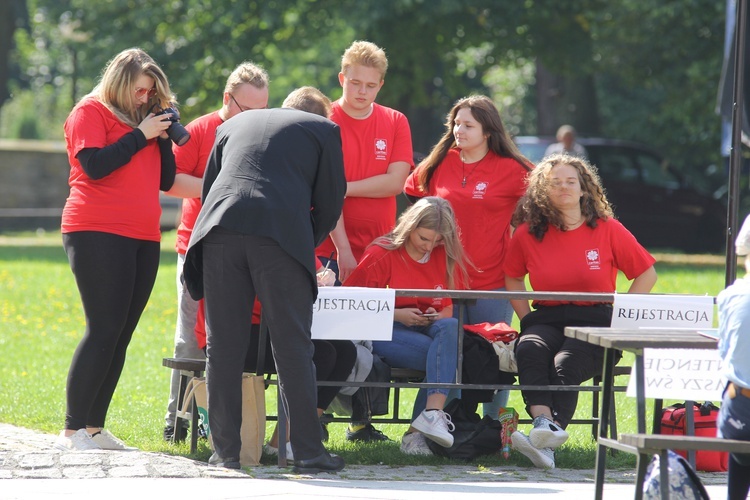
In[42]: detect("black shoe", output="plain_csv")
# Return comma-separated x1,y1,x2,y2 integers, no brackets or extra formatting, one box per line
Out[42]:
345,423,391,442
208,453,241,470
163,425,188,443
293,452,345,474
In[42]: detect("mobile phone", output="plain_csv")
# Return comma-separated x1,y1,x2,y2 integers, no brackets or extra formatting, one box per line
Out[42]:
421,313,439,318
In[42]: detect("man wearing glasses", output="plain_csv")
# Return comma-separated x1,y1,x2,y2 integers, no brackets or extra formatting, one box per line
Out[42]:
161,61,269,443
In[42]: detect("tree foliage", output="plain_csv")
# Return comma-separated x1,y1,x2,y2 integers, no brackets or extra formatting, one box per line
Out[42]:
0,0,731,180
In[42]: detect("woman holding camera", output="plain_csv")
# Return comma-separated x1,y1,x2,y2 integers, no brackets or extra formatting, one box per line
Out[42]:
55,48,177,451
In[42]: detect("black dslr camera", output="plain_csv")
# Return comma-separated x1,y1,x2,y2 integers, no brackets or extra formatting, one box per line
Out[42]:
153,106,190,146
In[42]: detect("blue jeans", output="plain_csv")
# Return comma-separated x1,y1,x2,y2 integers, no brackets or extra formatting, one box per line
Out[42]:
373,318,458,421
719,383,750,499
452,287,514,418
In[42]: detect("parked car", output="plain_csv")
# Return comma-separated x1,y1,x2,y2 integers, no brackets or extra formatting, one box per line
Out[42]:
514,136,727,253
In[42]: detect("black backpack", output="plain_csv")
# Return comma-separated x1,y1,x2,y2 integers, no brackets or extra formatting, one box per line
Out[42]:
426,398,504,460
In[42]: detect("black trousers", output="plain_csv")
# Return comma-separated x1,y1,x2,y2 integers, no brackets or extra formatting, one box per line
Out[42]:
516,304,614,428
202,228,323,461
62,231,160,430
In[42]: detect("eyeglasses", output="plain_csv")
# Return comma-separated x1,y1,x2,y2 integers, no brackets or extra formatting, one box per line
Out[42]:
134,87,157,99
229,94,250,112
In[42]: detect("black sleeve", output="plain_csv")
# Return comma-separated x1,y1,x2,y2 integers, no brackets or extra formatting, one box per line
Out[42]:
76,129,148,180
403,191,421,205
158,137,176,191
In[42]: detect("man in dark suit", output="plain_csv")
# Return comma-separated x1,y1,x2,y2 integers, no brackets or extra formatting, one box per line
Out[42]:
183,87,346,473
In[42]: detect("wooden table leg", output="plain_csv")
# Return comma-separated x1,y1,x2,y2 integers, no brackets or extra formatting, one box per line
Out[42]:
594,347,616,500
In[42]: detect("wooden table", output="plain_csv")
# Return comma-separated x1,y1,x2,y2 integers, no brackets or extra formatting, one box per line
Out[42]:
564,327,718,500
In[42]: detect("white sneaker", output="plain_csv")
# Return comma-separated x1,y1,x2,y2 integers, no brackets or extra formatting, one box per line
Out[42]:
53,429,100,452
400,431,433,456
90,429,137,450
511,431,555,469
529,415,569,450
412,409,455,448
263,441,294,462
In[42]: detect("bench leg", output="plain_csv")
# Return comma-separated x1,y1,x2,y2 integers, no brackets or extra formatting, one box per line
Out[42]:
173,371,188,444
659,450,670,500
633,452,649,500
592,380,600,440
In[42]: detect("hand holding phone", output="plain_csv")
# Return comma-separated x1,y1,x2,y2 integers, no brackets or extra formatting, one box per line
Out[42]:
421,312,439,318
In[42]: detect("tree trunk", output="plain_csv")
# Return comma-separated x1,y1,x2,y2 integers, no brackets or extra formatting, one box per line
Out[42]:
536,60,600,137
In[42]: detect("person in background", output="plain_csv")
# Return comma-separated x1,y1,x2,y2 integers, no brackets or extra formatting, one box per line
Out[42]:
183,87,346,473
344,197,469,456
55,48,177,451
716,214,750,500
161,61,269,443
404,95,532,418
544,124,588,160
316,40,413,442
505,153,656,469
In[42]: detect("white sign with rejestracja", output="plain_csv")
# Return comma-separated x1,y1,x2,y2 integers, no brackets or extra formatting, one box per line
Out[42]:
311,286,395,341
611,294,722,400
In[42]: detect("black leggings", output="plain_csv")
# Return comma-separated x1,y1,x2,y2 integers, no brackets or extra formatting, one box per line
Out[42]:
62,231,160,430
516,304,614,428
242,324,357,411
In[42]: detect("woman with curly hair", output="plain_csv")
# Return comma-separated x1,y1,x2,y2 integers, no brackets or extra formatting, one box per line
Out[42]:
505,154,657,469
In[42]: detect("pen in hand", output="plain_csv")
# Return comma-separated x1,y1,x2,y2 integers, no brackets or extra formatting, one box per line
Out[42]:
322,251,334,273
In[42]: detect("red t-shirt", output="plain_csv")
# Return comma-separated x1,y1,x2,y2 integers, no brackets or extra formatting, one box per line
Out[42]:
62,97,162,241
404,149,529,290
173,111,223,254
504,218,656,307
344,244,451,312
316,102,413,262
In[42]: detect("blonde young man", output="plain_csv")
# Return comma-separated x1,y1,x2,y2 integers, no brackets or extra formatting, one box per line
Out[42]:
161,62,269,442
315,40,414,442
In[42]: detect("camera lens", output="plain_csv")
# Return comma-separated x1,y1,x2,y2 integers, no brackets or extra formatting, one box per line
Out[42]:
167,122,190,146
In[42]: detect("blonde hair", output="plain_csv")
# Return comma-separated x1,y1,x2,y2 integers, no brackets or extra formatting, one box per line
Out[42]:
341,40,388,80
416,95,531,191
282,86,332,118
372,197,468,288
513,153,614,241
224,61,269,93
88,48,175,127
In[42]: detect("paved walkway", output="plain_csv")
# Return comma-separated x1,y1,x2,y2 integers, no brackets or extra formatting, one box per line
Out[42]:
0,423,728,499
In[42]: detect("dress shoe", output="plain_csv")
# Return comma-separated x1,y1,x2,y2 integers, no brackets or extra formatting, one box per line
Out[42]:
208,452,241,470
292,452,345,474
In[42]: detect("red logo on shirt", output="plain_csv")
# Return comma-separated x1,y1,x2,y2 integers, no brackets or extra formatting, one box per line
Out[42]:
375,138,387,160
586,248,601,270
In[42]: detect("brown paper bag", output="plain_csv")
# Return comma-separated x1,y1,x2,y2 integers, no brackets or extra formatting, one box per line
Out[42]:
179,373,266,466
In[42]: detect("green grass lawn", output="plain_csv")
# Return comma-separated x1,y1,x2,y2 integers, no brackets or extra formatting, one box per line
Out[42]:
0,230,729,470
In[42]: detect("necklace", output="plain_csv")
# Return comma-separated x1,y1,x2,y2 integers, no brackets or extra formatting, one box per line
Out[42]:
460,150,488,188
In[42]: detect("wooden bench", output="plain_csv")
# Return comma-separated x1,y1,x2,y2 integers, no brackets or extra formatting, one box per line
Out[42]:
162,290,643,459
162,356,630,454
619,434,749,500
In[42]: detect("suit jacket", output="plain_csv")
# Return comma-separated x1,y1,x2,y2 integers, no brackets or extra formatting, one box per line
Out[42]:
183,108,346,301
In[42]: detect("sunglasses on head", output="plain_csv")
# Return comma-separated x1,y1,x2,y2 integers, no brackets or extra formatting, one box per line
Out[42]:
134,87,157,99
